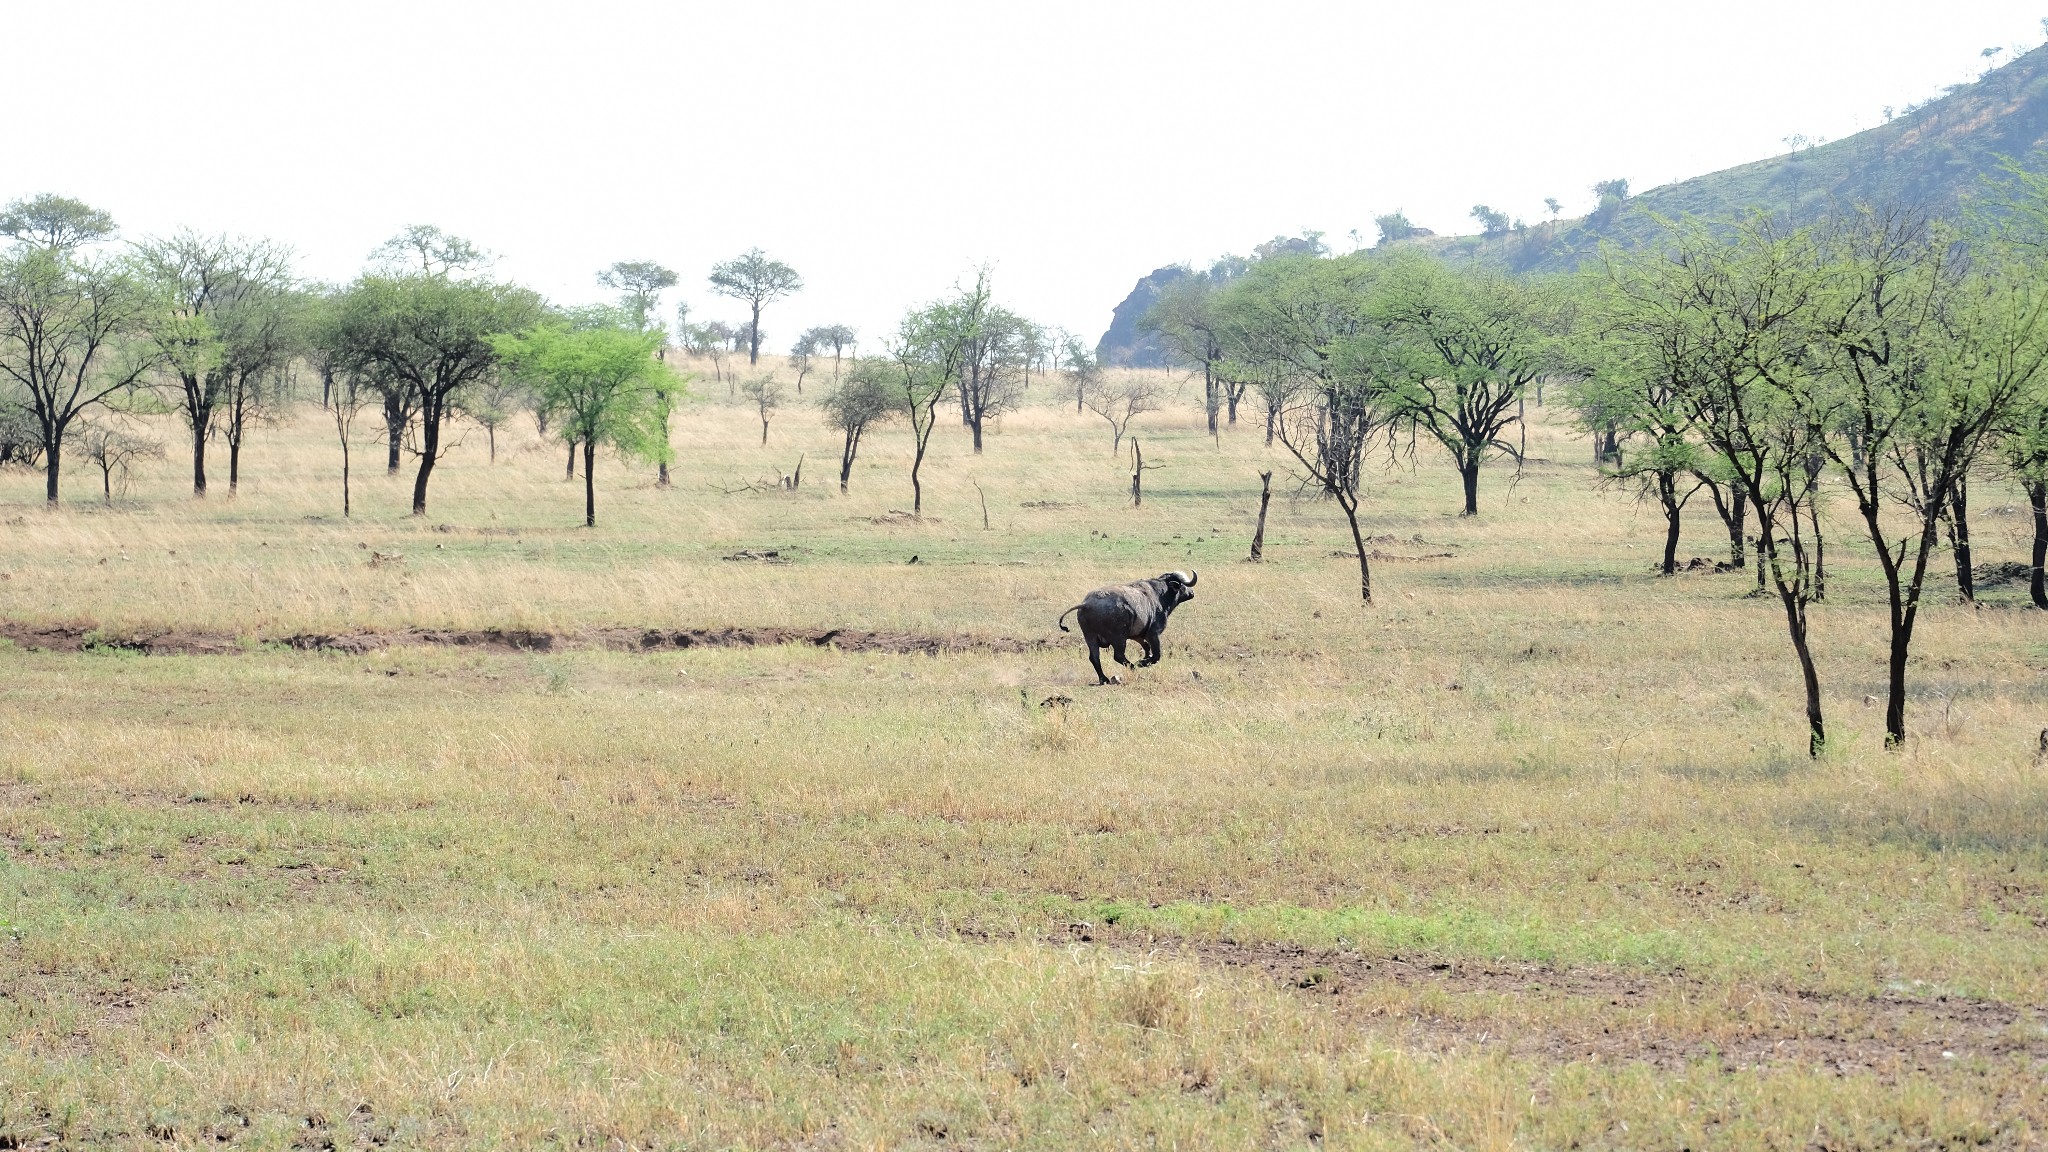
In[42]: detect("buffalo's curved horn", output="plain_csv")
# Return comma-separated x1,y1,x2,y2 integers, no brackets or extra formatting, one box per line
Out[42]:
1178,569,1197,586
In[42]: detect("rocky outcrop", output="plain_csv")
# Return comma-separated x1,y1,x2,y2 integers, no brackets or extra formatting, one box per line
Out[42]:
1095,265,1187,368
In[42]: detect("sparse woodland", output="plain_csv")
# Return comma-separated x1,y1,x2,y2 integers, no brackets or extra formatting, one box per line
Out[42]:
7,187,2048,1146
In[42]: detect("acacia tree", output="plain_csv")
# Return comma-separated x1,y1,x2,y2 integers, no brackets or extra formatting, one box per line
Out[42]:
1813,210,2048,747
598,261,680,484
887,281,982,516
954,287,1032,452
78,423,162,504
320,236,542,515
133,232,298,495
465,372,525,462
789,331,816,393
1605,217,1834,756
1215,251,1389,598
1566,287,1710,574
1059,333,1097,413
491,322,672,527
1081,374,1161,453
1150,254,1256,433
690,321,735,386
821,359,895,493
708,248,801,365
810,324,857,383
1375,258,1552,516
740,373,784,444
0,196,155,504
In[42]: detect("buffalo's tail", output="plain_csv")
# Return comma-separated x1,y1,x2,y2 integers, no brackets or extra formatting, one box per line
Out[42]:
1057,605,1082,633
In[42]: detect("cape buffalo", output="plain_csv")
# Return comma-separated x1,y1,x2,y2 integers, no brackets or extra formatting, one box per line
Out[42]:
1057,570,1197,685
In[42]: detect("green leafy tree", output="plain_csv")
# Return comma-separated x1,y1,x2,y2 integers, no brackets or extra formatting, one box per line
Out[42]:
1214,252,1390,598
886,280,983,515
821,358,895,493
598,261,680,484
1564,276,1712,574
0,196,155,504
1602,217,1833,756
134,231,300,494
0,195,116,251
491,322,674,526
954,276,1032,453
1812,209,2048,747
1143,267,1233,433
319,235,542,515
1373,258,1552,515
597,261,677,334
1373,212,1420,247
708,248,801,365
1469,205,1511,235
739,373,784,444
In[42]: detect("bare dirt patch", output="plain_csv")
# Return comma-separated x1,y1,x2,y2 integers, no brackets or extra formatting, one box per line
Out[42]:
1115,933,2048,1076
0,621,1053,658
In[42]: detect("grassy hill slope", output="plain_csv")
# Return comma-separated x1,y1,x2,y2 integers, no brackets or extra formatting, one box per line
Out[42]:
1435,43,2048,272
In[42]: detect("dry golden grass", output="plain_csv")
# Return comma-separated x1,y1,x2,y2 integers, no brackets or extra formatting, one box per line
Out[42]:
2,368,2046,1147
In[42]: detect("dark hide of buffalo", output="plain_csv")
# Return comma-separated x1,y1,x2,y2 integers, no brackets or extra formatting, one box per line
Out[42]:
1056,570,1197,685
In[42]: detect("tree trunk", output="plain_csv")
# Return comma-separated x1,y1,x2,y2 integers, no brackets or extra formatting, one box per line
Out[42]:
341,438,351,519
1948,479,1975,603
2029,479,2048,610
1204,363,1218,436
1658,470,1681,574
1460,460,1480,517
970,415,984,453
1264,405,1276,446
410,409,440,516
748,302,762,365
487,425,496,463
583,439,597,527
566,438,577,479
385,396,403,474
1729,490,1746,566
101,465,111,505
1130,439,1142,507
1227,387,1240,425
228,434,241,494
839,428,858,494
43,441,59,505
760,417,769,446
1250,471,1272,562
1342,496,1373,603
658,460,669,488
191,424,208,497
1760,522,1825,758
911,452,924,516
1810,501,1825,602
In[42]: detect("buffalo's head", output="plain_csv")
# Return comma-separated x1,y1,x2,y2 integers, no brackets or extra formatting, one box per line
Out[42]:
1158,569,1197,610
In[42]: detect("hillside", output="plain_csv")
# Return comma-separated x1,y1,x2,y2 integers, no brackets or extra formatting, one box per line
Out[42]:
1444,42,2048,272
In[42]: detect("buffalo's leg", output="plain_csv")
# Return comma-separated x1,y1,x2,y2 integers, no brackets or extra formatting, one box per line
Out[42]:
1138,632,1162,666
1112,640,1134,675
1087,643,1113,685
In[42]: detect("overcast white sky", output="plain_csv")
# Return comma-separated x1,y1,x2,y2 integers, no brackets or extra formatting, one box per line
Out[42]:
10,2,2045,346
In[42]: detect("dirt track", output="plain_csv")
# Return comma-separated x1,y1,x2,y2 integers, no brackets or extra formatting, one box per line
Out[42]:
0,621,1052,657
1132,932,2048,1076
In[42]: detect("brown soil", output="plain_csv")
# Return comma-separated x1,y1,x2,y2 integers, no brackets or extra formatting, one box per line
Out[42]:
1081,926,2039,1074
0,621,1052,658
1105,931,2048,1076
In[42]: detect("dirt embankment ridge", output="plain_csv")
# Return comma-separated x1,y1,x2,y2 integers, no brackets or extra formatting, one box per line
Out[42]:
0,622,1053,657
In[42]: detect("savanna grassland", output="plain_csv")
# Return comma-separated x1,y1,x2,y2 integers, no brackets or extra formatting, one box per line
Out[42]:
3,364,2047,1150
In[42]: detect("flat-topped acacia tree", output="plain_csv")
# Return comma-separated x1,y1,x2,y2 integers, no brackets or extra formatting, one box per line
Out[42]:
708,248,801,366
319,232,542,515
491,318,673,527
0,195,155,504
